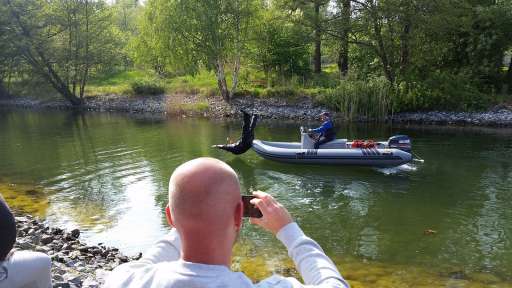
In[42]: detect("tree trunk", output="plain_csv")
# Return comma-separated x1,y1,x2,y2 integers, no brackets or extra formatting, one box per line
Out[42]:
230,1,241,99
215,58,230,102
506,58,512,95
37,48,82,106
399,21,410,76
372,12,394,84
0,79,9,99
337,0,350,77
399,1,411,78
230,53,240,99
79,0,90,100
6,0,82,106
313,1,322,74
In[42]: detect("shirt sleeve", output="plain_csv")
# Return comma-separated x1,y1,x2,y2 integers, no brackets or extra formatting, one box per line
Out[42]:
138,228,181,264
1,251,52,288
104,229,182,288
273,223,350,288
311,124,326,133
312,121,332,134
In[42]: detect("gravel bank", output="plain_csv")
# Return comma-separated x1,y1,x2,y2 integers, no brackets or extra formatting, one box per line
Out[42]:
13,213,138,288
389,109,512,127
1,94,512,126
0,94,332,120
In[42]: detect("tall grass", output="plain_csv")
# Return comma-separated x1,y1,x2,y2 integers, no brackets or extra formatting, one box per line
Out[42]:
166,70,218,97
86,70,153,96
316,77,392,121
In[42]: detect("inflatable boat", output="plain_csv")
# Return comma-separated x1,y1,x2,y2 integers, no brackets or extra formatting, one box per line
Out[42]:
214,111,414,167
251,133,413,167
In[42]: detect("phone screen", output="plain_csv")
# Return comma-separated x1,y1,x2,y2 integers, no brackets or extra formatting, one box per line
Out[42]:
242,195,263,218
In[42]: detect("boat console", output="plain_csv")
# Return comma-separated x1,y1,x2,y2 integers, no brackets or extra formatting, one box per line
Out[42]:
300,131,347,149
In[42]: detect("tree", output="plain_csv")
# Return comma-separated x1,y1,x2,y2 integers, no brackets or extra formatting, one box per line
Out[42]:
135,0,254,102
250,7,311,85
280,0,329,74
325,0,351,77
112,0,142,69
0,3,14,98
2,0,121,105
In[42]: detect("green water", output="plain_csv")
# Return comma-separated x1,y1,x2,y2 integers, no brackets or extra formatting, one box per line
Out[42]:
1,109,511,287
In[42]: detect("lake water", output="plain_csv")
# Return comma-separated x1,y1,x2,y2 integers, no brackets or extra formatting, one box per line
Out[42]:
1,109,511,287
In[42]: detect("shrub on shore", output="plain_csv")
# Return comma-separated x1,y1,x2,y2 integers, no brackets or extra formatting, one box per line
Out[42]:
315,77,391,121
168,101,210,115
130,79,165,95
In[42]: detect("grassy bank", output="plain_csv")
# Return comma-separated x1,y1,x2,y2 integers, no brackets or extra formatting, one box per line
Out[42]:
6,67,510,119
89,68,510,118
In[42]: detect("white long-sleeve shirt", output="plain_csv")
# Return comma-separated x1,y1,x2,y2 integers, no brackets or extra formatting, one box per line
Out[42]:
104,223,350,288
0,251,52,288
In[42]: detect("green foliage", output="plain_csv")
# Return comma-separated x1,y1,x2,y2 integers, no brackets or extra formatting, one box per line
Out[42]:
249,8,311,82
2,0,512,114
174,102,210,113
2,0,126,104
130,79,165,95
260,87,300,99
316,77,392,121
86,70,147,96
395,72,491,112
167,71,218,94
132,0,257,100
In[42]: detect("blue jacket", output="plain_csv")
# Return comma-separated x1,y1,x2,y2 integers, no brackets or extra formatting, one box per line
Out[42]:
312,120,334,135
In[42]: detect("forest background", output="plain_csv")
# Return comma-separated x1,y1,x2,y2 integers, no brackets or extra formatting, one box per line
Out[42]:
1,0,511,120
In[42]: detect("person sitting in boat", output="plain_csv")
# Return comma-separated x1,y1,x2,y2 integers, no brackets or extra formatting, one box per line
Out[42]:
308,112,336,149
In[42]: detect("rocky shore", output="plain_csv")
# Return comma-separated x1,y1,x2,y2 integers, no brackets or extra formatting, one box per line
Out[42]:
389,108,512,127
13,213,139,288
1,94,512,126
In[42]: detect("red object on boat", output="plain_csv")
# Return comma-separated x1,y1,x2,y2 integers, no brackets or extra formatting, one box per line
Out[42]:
351,140,375,149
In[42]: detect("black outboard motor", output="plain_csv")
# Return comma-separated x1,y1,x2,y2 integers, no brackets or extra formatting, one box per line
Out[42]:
388,135,412,153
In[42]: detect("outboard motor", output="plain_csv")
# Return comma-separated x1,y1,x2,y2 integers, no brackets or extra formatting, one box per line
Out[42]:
388,135,412,153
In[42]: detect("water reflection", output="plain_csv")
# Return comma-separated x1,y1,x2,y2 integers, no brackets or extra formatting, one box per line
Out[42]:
0,109,512,285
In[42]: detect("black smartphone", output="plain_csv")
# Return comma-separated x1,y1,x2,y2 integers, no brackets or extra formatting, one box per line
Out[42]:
242,195,263,218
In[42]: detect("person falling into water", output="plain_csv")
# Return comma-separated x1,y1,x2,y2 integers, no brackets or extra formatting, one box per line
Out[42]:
308,112,336,149
213,110,258,155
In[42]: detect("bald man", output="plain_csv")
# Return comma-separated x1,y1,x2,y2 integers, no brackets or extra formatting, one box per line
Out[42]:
105,157,349,288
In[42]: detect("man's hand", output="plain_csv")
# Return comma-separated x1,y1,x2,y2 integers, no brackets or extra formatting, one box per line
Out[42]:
249,191,293,235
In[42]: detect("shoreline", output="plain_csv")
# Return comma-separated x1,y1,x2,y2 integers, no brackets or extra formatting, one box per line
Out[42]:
13,213,137,288
1,94,512,127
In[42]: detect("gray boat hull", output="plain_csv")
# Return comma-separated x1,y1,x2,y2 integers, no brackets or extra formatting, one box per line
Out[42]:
252,140,412,167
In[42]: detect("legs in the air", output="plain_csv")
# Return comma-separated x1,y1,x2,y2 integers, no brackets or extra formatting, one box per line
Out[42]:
214,110,258,155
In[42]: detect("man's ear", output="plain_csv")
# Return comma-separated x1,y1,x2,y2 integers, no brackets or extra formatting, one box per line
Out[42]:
234,201,243,231
165,205,174,227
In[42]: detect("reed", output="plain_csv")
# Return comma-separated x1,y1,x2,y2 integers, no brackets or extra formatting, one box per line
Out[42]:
317,77,392,121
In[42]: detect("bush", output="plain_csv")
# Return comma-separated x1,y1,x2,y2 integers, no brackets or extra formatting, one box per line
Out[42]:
395,72,493,112
260,87,300,99
231,89,255,98
169,102,209,115
317,77,392,120
130,79,165,95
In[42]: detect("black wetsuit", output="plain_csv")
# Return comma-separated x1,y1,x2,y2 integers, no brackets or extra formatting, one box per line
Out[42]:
213,110,258,155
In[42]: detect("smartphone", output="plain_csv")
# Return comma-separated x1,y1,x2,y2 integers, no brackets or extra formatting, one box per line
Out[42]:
242,195,263,218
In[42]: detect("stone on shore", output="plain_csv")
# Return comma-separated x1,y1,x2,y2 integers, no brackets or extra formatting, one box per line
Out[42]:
13,213,137,288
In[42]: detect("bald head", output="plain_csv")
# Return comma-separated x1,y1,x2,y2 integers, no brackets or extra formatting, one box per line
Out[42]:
168,158,241,231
